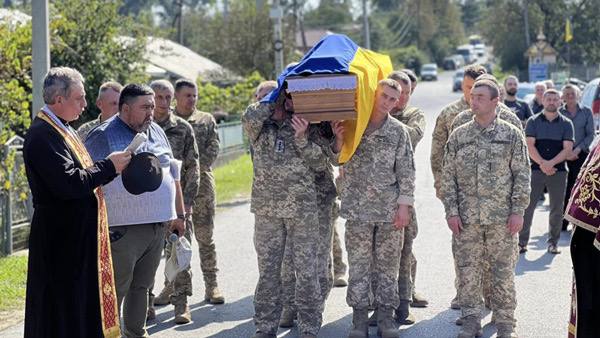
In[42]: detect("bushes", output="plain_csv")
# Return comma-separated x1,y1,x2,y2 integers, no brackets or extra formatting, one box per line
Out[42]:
385,46,429,74
196,72,264,120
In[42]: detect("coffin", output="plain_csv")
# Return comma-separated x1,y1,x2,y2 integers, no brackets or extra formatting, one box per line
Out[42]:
286,74,358,122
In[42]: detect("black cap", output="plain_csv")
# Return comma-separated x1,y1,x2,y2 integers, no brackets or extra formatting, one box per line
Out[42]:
121,152,163,195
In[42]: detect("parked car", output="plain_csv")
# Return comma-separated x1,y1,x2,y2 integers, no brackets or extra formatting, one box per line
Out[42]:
452,69,464,92
555,77,588,91
474,43,485,57
420,63,438,81
442,55,464,70
581,78,600,114
516,82,536,100
456,44,476,64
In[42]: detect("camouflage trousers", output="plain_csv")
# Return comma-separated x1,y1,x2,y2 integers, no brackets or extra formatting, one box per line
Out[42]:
193,171,219,288
398,209,418,301
452,236,493,307
253,214,322,335
346,220,403,310
281,199,336,312
332,201,347,277
455,223,518,325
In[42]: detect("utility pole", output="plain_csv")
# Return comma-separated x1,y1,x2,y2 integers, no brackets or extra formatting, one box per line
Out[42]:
523,0,531,47
32,0,50,116
362,0,370,49
270,0,284,77
223,0,229,20
177,0,184,44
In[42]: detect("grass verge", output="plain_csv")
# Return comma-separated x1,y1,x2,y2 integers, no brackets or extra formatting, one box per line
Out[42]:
214,153,253,205
0,255,27,312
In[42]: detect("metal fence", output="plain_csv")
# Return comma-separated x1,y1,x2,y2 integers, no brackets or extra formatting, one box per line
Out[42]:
0,123,245,255
0,135,32,256
216,120,247,166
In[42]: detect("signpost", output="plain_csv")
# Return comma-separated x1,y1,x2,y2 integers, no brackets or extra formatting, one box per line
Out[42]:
529,63,548,82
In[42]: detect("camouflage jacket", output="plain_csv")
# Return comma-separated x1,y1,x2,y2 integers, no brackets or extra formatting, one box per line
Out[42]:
340,115,415,222
156,113,200,207
242,102,330,218
431,97,470,194
308,123,337,204
441,117,531,226
77,116,102,141
175,109,220,172
390,105,426,149
451,103,524,134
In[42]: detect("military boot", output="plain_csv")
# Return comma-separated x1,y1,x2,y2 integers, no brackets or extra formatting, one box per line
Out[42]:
174,303,191,324
154,283,173,306
395,300,415,325
252,331,276,338
410,291,429,308
279,307,297,328
457,315,482,338
333,273,348,287
450,295,461,310
300,334,317,338
348,308,369,338
377,307,400,338
368,308,378,326
204,285,225,304
496,323,518,338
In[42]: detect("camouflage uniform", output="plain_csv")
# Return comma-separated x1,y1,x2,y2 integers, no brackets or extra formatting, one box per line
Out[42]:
242,102,325,336
390,106,426,304
156,113,200,306
430,96,474,309
281,124,337,315
449,103,525,307
175,109,222,291
77,115,102,141
332,177,346,278
451,103,523,134
441,117,530,326
331,201,346,277
340,116,415,311
431,97,470,196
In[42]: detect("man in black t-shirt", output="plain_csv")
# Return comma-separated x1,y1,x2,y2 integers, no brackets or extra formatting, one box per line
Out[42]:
504,75,533,126
520,89,574,255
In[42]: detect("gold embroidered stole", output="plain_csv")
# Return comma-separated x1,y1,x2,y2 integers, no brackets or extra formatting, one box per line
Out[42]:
37,112,120,338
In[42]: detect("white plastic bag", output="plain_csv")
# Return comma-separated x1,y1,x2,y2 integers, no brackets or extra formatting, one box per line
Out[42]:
164,236,192,282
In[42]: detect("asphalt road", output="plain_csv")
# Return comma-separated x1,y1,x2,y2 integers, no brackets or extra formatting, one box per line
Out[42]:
2,70,572,338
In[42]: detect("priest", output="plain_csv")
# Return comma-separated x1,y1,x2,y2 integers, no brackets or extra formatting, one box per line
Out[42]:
23,67,131,338
564,142,600,338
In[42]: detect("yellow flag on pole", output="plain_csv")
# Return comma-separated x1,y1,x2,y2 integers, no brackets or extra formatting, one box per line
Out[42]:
565,19,573,42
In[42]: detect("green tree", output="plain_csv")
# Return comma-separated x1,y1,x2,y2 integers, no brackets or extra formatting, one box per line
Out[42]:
196,72,264,118
304,0,353,31
480,0,600,75
49,0,149,126
460,0,484,33
0,22,32,199
370,0,464,64
182,0,295,79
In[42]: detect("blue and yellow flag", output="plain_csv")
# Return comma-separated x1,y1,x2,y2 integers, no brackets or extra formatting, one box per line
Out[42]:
263,34,393,163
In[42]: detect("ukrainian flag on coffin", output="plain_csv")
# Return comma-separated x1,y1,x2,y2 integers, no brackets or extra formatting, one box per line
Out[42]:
262,34,393,164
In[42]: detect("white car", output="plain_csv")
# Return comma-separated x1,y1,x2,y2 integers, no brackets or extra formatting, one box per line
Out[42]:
474,44,485,57
420,64,438,81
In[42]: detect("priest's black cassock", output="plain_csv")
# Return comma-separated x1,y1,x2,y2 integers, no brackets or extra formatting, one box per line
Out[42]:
23,116,117,338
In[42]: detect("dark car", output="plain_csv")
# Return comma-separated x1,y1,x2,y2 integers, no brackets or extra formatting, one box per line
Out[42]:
442,55,464,70
452,69,464,92
581,78,600,114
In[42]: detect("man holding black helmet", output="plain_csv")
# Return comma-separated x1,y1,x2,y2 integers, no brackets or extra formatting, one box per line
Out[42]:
85,83,185,337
